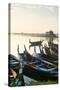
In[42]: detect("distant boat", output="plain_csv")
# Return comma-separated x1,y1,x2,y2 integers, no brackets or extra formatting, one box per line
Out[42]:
29,39,44,49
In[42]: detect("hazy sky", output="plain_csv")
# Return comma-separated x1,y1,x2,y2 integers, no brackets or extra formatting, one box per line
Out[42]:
11,4,58,33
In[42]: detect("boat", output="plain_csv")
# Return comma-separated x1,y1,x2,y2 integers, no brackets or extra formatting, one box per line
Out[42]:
8,54,25,86
29,40,58,65
23,62,58,81
29,39,44,49
42,43,58,66
8,54,20,69
44,42,58,62
18,45,58,81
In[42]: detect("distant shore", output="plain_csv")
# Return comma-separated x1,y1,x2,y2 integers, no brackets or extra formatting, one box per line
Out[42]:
8,33,58,38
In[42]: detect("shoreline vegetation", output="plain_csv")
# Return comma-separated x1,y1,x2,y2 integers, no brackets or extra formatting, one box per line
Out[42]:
8,32,58,38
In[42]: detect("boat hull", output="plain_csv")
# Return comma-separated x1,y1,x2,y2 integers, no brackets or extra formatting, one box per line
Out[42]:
23,64,58,81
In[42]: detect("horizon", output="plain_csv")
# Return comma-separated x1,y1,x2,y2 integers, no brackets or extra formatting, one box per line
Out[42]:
9,32,58,34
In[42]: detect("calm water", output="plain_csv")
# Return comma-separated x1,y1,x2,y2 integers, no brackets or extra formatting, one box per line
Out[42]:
10,34,58,57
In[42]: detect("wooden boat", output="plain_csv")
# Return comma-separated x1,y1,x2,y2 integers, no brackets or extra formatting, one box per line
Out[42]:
8,54,25,86
23,45,58,67
20,45,56,66
23,62,58,81
18,45,58,81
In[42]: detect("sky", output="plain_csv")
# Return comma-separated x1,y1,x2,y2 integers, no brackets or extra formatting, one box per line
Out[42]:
11,4,58,34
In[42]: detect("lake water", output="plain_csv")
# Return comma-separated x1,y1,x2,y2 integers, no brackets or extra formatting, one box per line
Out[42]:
9,34,58,57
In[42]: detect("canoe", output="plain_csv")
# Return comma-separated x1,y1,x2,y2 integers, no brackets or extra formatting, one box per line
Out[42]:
19,52,58,81
23,62,58,81
22,45,58,66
